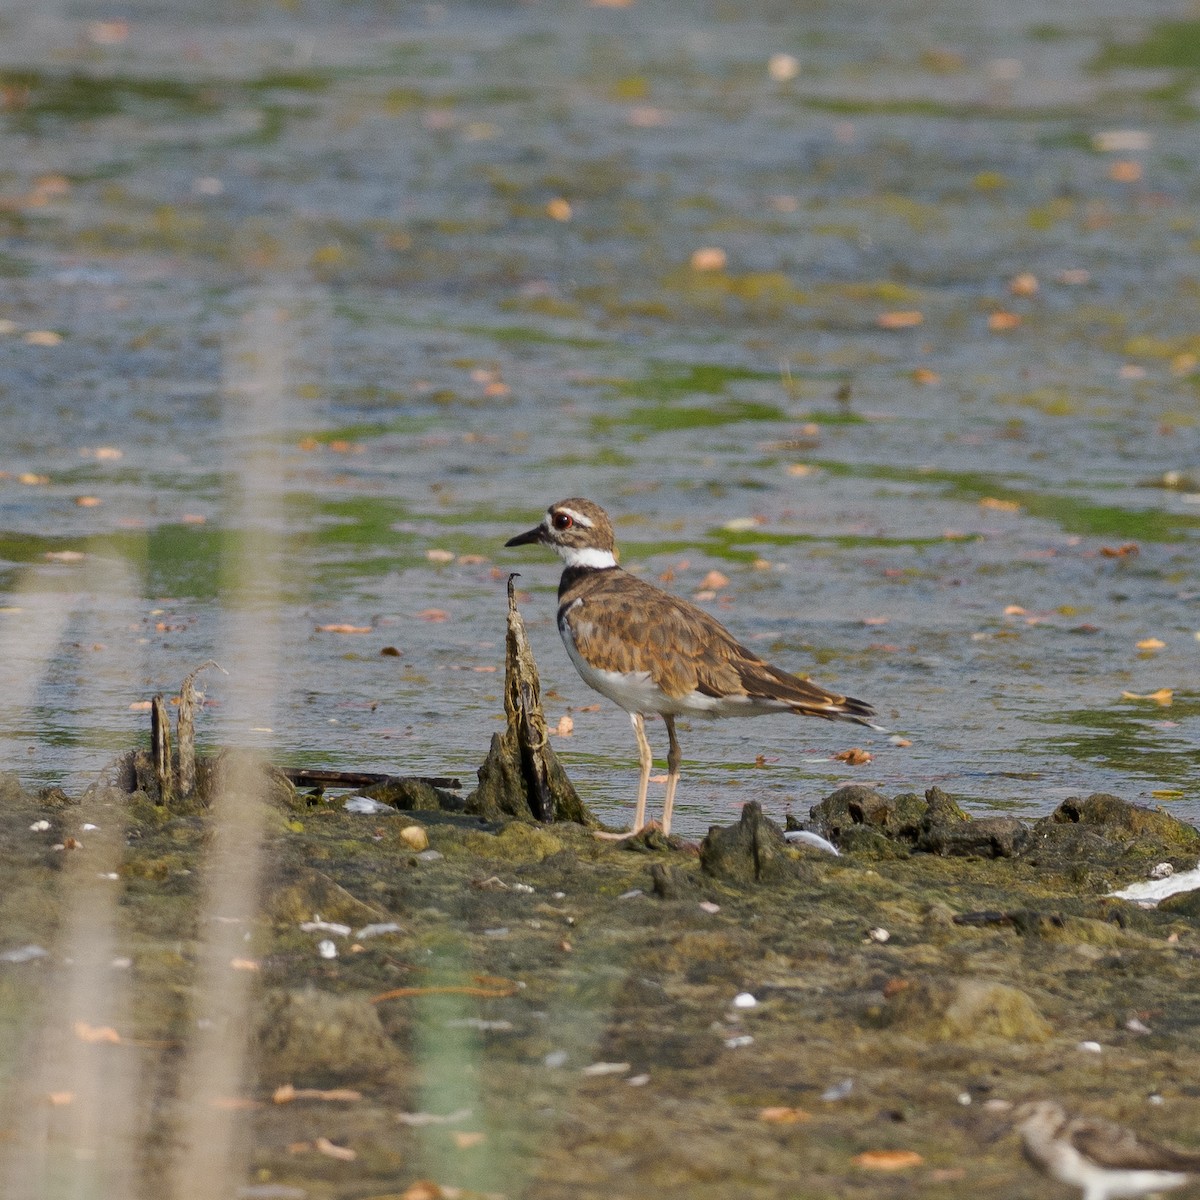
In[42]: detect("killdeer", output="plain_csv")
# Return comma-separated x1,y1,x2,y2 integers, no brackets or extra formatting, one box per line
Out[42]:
505,498,879,835
1014,1099,1200,1200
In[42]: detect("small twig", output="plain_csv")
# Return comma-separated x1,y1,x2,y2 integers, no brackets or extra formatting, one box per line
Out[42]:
370,975,520,1004
278,768,461,791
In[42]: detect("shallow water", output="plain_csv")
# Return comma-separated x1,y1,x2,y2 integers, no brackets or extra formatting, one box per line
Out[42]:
0,0,1197,832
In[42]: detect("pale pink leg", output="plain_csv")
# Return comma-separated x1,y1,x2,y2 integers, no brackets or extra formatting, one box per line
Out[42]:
630,711,652,831
661,715,681,836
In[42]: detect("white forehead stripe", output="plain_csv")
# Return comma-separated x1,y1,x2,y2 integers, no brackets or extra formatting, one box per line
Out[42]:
556,506,594,528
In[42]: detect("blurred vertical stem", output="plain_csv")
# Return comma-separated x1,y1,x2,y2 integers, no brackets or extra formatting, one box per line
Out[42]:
169,292,293,1200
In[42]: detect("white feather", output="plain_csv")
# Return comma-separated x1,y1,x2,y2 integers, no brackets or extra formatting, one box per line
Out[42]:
557,545,618,569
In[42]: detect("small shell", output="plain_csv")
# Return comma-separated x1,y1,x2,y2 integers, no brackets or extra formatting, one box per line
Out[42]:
399,825,429,852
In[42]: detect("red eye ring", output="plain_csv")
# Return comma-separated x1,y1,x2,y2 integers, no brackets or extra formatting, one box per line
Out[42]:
552,512,573,531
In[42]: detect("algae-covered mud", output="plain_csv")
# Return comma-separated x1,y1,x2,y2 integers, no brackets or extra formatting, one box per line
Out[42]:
0,0,1197,831
2,761,1200,1199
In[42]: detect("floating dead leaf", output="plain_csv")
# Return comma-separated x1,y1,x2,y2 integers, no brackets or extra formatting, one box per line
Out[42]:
87,20,129,44
1003,604,1027,615
911,367,940,385
129,700,153,711
1119,363,1146,380
889,736,913,747
553,714,574,737
767,53,800,82
786,462,815,476
457,553,487,565
1109,159,1143,183
315,1136,356,1162
862,616,889,627
316,623,372,634
417,608,450,622
74,496,102,507
18,472,49,485
834,748,872,765
426,548,455,564
1100,542,1139,557
758,1106,812,1124
699,569,729,590
546,197,572,221
854,1149,924,1170
94,446,123,460
1093,129,1151,153
987,311,1021,332
181,513,206,524
73,1021,121,1044
24,330,62,346
882,977,910,998
752,558,771,570
1136,638,1166,651
876,310,923,329
230,958,260,971
1122,688,1173,706
690,246,727,272
451,1131,486,1149
47,1091,74,1106
1009,272,1039,296
401,1181,447,1200
979,496,1020,512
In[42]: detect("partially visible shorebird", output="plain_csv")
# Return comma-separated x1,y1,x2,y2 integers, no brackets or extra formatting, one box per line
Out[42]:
1014,1099,1200,1200
505,497,880,835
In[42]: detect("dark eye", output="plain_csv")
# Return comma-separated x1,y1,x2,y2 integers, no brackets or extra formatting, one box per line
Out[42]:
552,512,573,531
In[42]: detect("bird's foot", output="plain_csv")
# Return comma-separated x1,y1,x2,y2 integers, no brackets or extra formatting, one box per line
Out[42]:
592,819,664,843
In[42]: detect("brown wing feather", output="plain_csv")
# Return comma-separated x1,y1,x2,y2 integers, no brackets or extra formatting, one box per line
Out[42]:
565,569,875,723
1069,1118,1200,1172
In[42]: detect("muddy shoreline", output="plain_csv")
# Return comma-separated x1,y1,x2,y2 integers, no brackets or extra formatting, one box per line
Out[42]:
2,751,1199,1200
